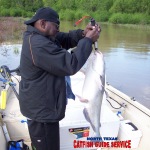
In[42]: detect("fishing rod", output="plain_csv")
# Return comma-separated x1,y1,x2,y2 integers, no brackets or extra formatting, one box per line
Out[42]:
74,16,98,51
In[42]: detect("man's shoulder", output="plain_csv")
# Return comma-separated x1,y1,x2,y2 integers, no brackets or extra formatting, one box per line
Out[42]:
24,32,54,46
32,33,49,42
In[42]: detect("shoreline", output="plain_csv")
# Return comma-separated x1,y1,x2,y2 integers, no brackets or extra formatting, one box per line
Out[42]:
0,17,150,44
1,16,150,28
99,21,150,30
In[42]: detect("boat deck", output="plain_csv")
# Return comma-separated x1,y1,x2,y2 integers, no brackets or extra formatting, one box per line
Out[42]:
0,75,150,150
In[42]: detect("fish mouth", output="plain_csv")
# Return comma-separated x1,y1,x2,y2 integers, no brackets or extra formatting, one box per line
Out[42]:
94,50,102,57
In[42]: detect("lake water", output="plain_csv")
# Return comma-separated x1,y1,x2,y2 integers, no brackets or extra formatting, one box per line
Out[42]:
0,21,150,109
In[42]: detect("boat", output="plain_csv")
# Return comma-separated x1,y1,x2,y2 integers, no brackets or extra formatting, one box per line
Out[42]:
0,67,150,150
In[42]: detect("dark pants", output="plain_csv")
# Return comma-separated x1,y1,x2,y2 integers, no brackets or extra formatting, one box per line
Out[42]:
28,120,60,150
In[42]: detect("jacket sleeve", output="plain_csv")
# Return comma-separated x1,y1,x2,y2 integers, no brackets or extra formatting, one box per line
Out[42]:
32,36,93,77
56,29,83,50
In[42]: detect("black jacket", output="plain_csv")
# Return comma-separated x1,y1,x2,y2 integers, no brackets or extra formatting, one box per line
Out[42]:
19,25,93,122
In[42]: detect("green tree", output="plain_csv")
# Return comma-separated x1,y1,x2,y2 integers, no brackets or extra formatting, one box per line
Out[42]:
0,0,12,9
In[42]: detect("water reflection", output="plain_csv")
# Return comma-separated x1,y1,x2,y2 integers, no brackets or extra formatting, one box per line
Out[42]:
0,43,22,92
97,24,150,109
0,22,150,109
0,44,21,68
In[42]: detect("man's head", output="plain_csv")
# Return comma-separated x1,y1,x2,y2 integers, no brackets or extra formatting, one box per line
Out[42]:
24,7,60,37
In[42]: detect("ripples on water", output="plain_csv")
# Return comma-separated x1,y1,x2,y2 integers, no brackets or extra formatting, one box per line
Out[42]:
99,24,150,109
0,22,150,109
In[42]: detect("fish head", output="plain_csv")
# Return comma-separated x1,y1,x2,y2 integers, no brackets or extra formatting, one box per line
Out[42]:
92,50,105,76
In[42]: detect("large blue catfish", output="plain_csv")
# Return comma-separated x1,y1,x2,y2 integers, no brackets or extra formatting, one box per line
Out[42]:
79,50,106,138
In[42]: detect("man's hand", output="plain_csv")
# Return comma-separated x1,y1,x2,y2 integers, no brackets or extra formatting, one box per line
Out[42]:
83,22,101,37
86,26,100,42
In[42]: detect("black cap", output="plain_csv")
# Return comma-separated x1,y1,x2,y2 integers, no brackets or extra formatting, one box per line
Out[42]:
24,7,60,25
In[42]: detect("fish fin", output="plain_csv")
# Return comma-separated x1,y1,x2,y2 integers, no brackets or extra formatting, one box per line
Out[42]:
75,94,89,103
83,108,91,123
83,108,97,134
95,76,102,90
79,68,86,75
104,89,109,98
80,99,89,103
99,75,109,97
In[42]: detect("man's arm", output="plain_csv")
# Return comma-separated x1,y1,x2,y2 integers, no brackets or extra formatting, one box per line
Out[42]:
30,25,99,77
56,29,83,50
33,37,93,76
56,22,101,50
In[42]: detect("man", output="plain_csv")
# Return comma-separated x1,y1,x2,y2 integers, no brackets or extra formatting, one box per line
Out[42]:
19,7,101,150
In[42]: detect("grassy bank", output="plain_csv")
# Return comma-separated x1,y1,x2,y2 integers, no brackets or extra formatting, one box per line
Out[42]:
0,17,26,43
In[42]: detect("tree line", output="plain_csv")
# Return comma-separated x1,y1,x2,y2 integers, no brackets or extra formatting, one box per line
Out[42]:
0,0,150,24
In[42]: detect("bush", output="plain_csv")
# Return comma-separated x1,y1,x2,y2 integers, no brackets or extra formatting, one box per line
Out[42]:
59,9,75,21
124,0,140,14
22,11,27,18
59,9,65,20
25,6,33,12
109,13,150,24
1,9,10,17
65,9,75,21
26,12,34,18
10,9,22,17
32,6,40,12
138,13,150,24
108,13,123,24
16,9,22,16
75,10,85,20
95,10,111,22
126,13,146,24
109,0,124,13
10,9,16,16
145,13,150,24
146,7,150,15
130,13,142,24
